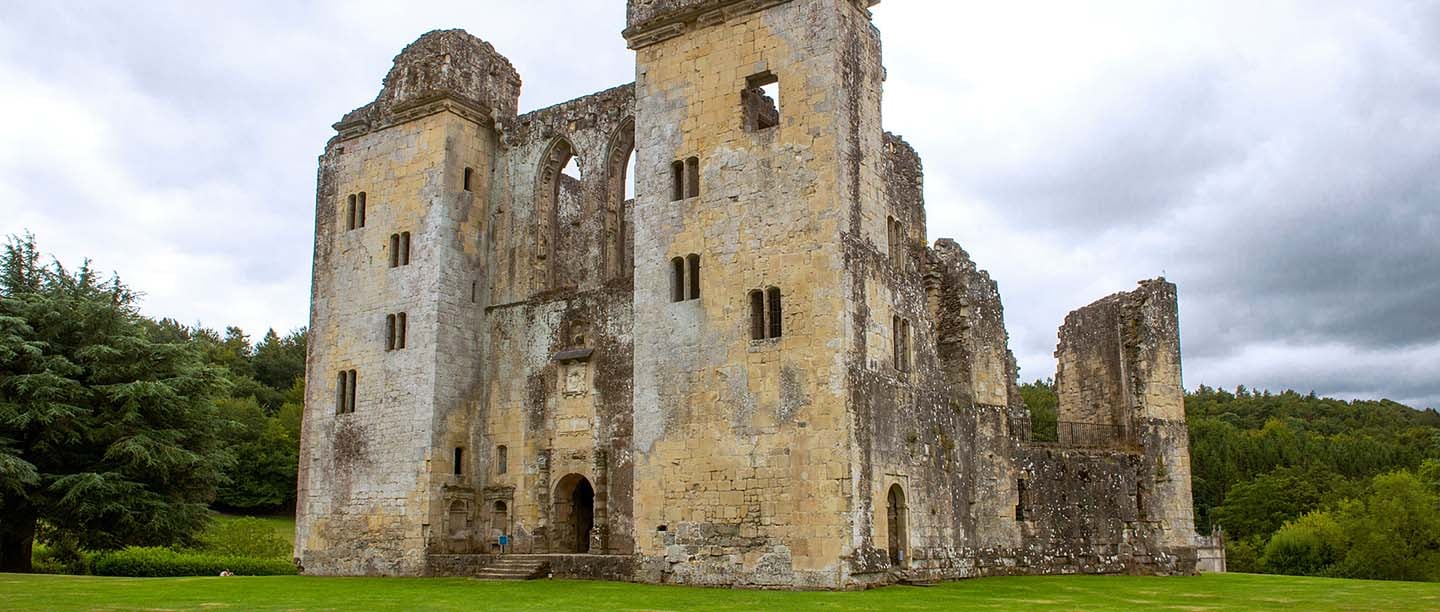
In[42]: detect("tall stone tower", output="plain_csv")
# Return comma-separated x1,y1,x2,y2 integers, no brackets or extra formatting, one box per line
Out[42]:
625,0,886,587
295,31,520,575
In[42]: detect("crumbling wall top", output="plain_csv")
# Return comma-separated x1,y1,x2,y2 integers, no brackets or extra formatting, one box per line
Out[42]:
624,0,879,49
334,29,522,139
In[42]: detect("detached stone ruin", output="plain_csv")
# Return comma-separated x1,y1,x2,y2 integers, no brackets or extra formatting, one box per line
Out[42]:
296,0,1214,588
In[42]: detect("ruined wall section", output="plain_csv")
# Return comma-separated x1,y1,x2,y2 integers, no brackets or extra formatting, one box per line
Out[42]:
489,85,636,303
472,84,638,558
298,29,516,575
1025,278,1198,573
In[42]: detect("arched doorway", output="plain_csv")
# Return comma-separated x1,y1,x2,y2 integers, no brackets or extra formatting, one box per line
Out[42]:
553,474,595,553
886,484,907,566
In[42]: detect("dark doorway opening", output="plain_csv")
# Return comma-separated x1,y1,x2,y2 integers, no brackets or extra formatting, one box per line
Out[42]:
887,484,907,566
572,479,594,553
553,473,596,554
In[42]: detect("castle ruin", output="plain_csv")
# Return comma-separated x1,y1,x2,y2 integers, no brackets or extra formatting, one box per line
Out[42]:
296,0,1203,588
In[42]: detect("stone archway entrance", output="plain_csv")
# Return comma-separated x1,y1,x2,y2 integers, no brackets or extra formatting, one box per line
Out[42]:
887,484,907,566
553,474,595,553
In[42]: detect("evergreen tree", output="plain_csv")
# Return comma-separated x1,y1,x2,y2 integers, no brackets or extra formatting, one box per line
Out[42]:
0,235,230,572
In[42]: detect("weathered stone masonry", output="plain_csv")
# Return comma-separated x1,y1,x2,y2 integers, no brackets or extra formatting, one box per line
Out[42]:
296,0,1207,588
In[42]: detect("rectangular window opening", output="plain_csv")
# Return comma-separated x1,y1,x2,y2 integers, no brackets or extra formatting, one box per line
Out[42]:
497,445,508,474
463,167,474,192
767,287,783,339
685,157,699,199
335,372,347,414
345,369,357,413
750,290,765,340
671,257,685,303
453,447,464,475
346,195,357,231
397,313,407,349
743,72,780,131
401,232,412,265
357,192,367,228
671,161,685,201
687,254,700,300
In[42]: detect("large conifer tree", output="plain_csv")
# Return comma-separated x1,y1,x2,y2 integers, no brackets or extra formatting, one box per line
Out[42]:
0,235,229,572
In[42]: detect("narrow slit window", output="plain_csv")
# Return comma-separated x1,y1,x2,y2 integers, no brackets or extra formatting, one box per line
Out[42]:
471,280,477,303
749,290,765,340
386,314,397,351
357,192,367,228
742,71,780,131
497,445,508,474
346,195,357,231
766,286,783,339
892,315,902,368
1016,479,1028,521
671,257,685,302
396,313,407,349
900,319,911,371
335,371,347,414
686,254,700,300
401,232,412,265
453,447,464,475
685,156,699,198
671,161,685,201
463,167,474,192
389,234,400,268
346,369,357,413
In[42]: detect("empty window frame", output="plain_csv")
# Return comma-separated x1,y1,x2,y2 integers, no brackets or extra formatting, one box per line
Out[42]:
671,257,685,302
453,447,464,475
357,192,367,228
751,287,784,340
671,157,700,200
893,316,911,372
463,167,474,192
1016,479,1028,521
686,254,700,300
335,369,357,414
385,312,408,351
685,157,699,198
670,254,701,302
887,216,905,268
497,445,508,474
346,195,357,230
742,71,780,131
671,160,685,201
389,232,413,268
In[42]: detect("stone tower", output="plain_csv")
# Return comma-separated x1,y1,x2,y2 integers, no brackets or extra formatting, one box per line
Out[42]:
296,0,1209,586
626,0,887,587
295,31,520,575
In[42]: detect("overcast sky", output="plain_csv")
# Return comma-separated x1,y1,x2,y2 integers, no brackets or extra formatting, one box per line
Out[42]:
1,1,1436,409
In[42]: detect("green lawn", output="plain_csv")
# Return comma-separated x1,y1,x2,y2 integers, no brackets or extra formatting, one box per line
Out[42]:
1,572,1434,611
210,512,295,544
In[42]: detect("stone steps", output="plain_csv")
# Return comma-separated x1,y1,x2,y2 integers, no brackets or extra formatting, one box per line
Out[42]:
472,557,550,581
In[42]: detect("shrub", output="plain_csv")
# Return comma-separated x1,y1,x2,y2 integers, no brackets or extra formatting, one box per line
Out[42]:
1261,510,1346,576
199,516,291,559
93,547,296,577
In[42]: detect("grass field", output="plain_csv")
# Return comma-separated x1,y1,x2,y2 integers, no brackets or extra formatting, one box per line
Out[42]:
209,513,295,544
1,572,1435,611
